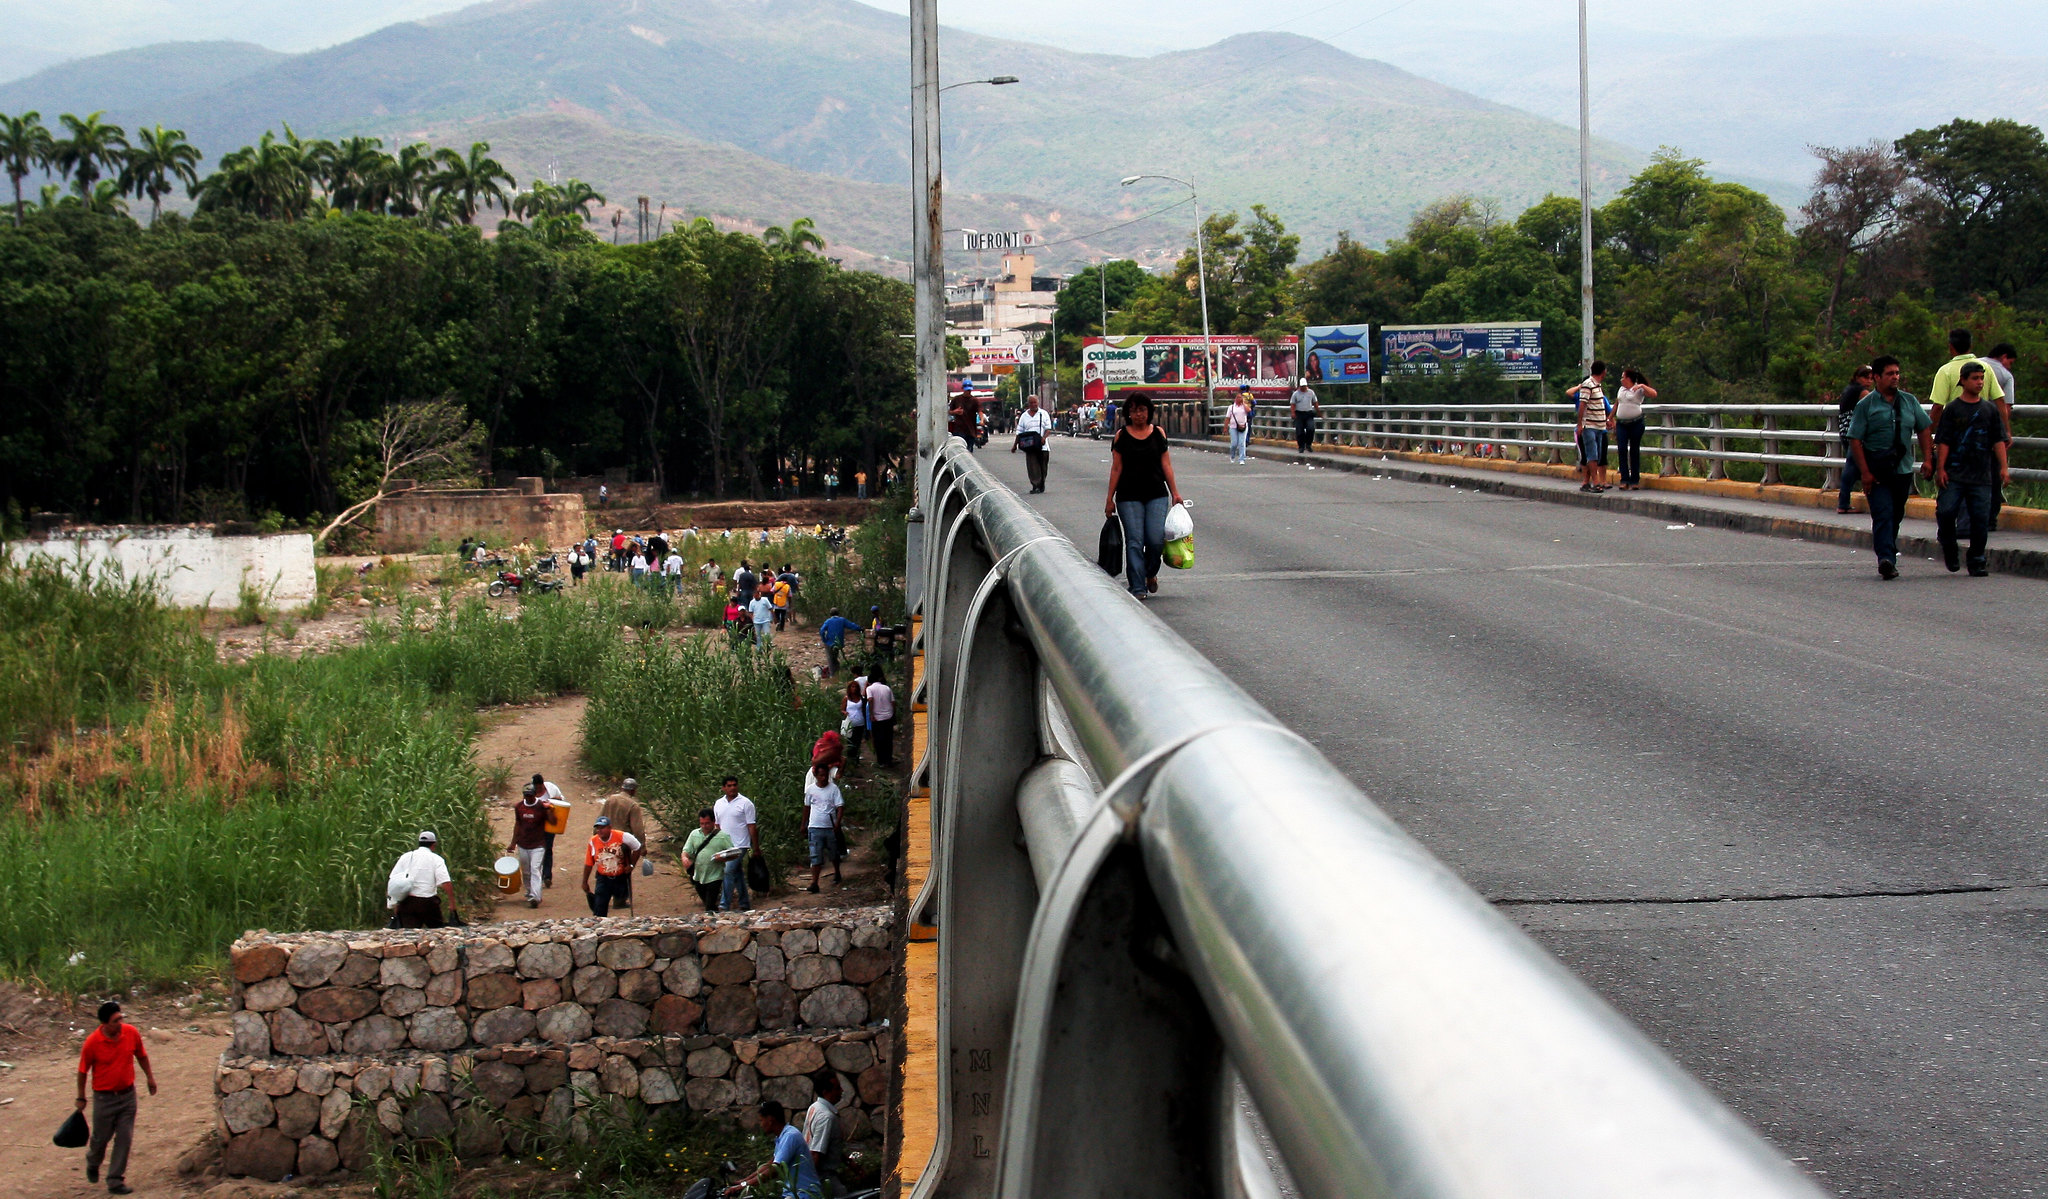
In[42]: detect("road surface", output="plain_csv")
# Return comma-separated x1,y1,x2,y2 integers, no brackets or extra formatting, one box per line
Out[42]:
974,434,2048,1199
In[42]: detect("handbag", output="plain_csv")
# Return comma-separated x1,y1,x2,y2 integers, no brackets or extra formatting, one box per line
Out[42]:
54,1110,89,1148
1097,515,1124,577
1016,430,1044,452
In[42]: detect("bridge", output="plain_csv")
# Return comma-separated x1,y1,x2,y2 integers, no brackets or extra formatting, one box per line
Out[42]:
886,432,2046,1199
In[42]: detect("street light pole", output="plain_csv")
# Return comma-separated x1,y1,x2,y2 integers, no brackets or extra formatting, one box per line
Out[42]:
1577,0,1595,371
1121,174,1213,417
907,0,942,608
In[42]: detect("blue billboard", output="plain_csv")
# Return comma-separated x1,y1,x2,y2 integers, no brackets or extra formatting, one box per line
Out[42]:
1381,322,1542,380
1302,324,1374,383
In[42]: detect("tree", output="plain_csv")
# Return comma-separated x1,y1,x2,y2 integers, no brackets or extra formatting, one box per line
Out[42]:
430,142,515,225
315,136,392,212
192,129,316,220
317,398,484,545
1293,231,1411,329
1054,259,1152,339
385,144,437,218
764,216,825,253
51,112,128,199
1127,205,1301,338
1896,118,2048,305
1,111,54,227
1800,141,1918,342
119,125,201,223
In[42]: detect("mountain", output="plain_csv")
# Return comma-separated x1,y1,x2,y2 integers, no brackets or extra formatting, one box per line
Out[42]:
0,0,1644,265
0,41,287,119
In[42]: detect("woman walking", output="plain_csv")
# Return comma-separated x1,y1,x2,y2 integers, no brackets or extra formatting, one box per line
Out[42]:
1613,368,1656,490
1013,393,1053,493
1226,387,1253,463
1835,364,1874,513
1103,393,1186,600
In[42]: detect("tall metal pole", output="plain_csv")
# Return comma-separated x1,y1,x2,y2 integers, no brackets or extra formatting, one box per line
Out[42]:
1577,0,1595,370
1190,189,1214,416
1099,263,1108,336
907,0,944,606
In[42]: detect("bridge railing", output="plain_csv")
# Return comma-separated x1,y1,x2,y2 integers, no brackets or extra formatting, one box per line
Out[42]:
1228,401,2048,484
906,436,1826,1199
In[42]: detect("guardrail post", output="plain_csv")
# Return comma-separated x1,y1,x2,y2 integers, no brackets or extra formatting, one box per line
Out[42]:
1707,412,1728,480
1761,414,1781,485
1661,410,1678,478
1546,404,1562,465
913,564,1044,1199
1824,412,1843,492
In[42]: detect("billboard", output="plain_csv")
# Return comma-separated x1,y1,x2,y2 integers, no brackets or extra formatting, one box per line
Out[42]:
1381,322,1542,380
1079,335,1298,402
967,343,1034,368
1302,325,1373,382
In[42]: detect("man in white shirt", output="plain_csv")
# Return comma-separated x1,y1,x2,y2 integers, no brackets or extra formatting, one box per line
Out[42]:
532,773,567,885
865,665,897,767
804,1072,845,1190
1012,394,1054,493
1289,379,1320,454
387,831,453,928
803,763,844,893
713,776,759,910
749,591,775,649
663,550,684,595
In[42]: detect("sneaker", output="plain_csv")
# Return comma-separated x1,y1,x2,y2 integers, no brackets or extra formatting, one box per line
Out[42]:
109,1186,132,1195
1968,563,1989,577
806,884,820,894
1147,576,1159,594
1941,539,1960,572
87,1166,98,1184
1879,559,1899,580
527,898,539,908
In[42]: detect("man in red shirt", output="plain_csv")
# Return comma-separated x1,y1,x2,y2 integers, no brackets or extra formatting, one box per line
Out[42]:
76,1000,155,1193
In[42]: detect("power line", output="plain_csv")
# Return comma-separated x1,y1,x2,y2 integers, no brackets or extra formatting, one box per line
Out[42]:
1033,194,1194,248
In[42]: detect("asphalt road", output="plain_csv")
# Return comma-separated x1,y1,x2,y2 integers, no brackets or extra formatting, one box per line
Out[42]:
975,434,2048,1199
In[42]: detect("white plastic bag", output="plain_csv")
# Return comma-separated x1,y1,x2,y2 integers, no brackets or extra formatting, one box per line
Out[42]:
1163,501,1194,541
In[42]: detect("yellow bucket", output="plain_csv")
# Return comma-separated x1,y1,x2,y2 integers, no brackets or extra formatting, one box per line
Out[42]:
494,855,520,893
543,800,571,836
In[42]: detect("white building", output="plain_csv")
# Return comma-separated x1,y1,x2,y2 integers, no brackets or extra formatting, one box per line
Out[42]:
946,253,1063,396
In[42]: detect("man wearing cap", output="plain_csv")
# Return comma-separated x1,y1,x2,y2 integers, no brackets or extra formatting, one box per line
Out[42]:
388,832,454,927
597,779,653,908
532,772,567,887
582,816,643,917
76,999,154,1194
508,783,551,908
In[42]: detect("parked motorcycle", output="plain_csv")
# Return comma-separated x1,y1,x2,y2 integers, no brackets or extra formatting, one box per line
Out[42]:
487,568,563,598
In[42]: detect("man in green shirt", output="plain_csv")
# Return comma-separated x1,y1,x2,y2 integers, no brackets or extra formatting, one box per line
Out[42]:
1846,354,1935,580
680,808,735,912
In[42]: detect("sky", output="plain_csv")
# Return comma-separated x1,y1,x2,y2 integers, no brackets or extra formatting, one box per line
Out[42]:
4,0,2042,185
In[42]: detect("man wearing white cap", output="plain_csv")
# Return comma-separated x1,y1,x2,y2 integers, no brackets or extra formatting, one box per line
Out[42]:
388,831,453,928
597,778,652,908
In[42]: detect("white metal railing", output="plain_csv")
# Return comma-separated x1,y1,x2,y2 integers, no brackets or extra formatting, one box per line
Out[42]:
1215,402,2048,484
903,437,1827,1199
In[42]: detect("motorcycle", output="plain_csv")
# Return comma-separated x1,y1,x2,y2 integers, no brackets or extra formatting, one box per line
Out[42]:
487,568,563,598
533,552,559,575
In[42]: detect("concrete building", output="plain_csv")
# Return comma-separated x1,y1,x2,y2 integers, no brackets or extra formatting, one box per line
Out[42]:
946,253,1063,396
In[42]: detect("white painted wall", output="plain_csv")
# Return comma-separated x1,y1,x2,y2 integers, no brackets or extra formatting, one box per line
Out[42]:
5,527,318,609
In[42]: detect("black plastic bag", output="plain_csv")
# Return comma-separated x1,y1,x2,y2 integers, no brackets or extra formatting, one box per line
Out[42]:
1098,515,1124,577
747,849,772,894
54,1109,89,1148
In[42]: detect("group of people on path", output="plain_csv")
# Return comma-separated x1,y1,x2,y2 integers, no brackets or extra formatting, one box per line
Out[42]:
718,560,800,649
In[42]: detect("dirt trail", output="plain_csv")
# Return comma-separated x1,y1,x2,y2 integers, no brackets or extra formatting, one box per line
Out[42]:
475,694,890,922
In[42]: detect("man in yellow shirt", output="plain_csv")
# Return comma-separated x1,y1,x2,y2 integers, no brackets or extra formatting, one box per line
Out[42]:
1928,328,2005,424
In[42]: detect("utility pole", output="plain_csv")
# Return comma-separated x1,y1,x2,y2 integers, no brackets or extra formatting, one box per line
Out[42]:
1099,263,1109,336
906,0,943,606
1577,0,1595,370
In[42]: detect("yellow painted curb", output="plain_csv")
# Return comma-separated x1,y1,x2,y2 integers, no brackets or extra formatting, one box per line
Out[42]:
896,938,940,1186
1234,437,2048,535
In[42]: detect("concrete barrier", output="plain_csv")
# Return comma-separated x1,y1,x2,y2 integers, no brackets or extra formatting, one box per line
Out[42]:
5,526,316,608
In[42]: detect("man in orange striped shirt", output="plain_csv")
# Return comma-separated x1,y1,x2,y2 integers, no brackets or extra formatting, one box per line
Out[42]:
75,1000,156,1193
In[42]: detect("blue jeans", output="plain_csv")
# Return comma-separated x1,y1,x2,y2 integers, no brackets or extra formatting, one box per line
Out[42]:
721,852,751,910
1866,471,1914,564
1838,445,1861,509
1117,496,1170,595
1578,428,1608,465
587,872,629,917
1229,426,1248,461
1937,481,1994,567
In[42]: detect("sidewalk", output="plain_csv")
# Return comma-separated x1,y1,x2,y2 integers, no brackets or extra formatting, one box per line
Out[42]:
1174,436,2048,580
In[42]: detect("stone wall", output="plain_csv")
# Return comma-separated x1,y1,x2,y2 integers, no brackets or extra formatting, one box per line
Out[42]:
4,526,316,609
376,488,586,552
216,910,893,1181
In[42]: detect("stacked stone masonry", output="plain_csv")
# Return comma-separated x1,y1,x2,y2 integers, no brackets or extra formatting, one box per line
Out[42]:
215,910,894,1181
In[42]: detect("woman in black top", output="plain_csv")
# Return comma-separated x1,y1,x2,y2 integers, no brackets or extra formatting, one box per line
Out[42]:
1836,364,1874,513
1102,393,1185,599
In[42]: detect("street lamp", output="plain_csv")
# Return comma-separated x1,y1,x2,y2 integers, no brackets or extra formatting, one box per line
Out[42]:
1577,0,1595,371
1121,174,1213,414
905,0,1020,604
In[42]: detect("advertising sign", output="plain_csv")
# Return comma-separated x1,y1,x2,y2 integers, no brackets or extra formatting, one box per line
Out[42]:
1302,325,1373,382
1380,322,1542,380
962,230,1040,252
967,343,1034,368
1080,336,1298,402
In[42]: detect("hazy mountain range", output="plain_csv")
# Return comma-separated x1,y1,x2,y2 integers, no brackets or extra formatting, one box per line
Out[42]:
0,0,1643,269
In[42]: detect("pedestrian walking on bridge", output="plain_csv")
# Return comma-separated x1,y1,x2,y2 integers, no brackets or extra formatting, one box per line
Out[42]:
1847,355,1933,580
1289,378,1319,453
1570,362,1612,492
1104,393,1185,600
1227,387,1253,463
1013,393,1053,492
1933,362,2011,577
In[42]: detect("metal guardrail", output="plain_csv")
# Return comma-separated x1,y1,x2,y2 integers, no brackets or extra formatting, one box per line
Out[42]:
905,437,1826,1199
1168,401,2048,484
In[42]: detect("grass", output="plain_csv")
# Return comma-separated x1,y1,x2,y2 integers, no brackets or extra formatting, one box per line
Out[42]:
0,575,627,993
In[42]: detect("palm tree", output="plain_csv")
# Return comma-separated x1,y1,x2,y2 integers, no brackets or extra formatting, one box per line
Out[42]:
313,135,389,212
763,215,826,253
556,178,605,220
119,125,201,222
428,141,515,225
1,110,55,226
52,111,129,198
384,143,436,217
190,129,314,220
84,178,129,216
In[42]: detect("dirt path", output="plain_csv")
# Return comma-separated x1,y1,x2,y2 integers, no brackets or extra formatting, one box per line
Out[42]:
0,989,234,1198
475,694,891,924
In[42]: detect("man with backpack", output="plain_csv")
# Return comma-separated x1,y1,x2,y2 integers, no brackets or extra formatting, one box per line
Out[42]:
1847,355,1935,580
1932,362,2011,577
